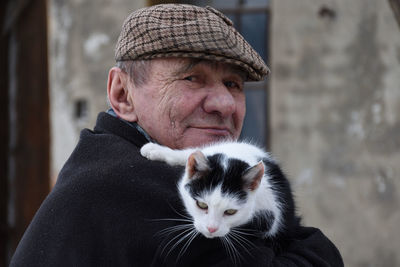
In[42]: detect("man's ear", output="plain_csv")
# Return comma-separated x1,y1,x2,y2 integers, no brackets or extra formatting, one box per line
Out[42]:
107,67,138,122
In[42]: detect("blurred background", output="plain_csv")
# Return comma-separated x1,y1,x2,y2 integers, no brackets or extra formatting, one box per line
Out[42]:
1,0,400,266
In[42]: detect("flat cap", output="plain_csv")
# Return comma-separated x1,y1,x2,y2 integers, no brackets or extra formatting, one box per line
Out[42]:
115,4,270,81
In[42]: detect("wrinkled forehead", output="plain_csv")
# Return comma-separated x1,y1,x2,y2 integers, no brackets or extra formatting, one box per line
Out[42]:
152,57,248,81
185,58,248,79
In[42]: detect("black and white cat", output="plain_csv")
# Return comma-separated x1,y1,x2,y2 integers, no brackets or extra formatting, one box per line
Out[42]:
141,141,299,260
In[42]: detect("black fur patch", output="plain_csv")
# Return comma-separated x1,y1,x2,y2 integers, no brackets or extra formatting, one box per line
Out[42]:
185,154,249,203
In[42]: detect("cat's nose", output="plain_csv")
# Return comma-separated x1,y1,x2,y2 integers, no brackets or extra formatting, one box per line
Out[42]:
207,226,218,233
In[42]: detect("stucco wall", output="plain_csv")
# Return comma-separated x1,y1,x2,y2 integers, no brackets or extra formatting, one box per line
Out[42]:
49,0,146,181
270,0,400,266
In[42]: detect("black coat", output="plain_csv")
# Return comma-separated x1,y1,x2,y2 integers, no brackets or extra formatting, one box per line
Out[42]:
10,112,344,266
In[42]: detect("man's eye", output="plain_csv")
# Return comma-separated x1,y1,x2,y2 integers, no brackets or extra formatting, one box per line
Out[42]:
224,81,241,89
184,76,195,82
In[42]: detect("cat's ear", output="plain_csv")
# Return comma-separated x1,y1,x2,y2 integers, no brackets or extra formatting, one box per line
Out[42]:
243,161,265,191
186,151,210,179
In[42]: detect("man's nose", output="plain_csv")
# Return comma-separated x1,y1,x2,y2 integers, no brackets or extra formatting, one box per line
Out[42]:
203,83,236,117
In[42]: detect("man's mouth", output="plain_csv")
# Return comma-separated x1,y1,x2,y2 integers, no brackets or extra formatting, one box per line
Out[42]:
190,126,231,137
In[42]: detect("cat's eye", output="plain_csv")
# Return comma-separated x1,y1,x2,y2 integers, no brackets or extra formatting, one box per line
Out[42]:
224,209,237,216
196,201,208,210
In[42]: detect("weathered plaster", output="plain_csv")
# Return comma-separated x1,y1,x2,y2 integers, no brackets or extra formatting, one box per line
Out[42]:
271,0,400,265
49,0,146,181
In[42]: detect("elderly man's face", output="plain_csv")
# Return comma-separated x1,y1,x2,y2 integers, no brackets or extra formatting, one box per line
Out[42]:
128,58,246,149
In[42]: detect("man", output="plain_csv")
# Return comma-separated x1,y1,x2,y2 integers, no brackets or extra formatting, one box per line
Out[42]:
11,4,343,266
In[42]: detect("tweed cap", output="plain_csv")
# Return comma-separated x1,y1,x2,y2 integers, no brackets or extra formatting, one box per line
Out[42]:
115,4,269,81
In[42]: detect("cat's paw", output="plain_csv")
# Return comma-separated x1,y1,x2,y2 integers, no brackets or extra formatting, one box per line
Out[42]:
140,143,188,166
140,143,168,161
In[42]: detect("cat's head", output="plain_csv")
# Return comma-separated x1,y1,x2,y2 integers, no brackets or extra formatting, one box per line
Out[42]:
178,150,264,238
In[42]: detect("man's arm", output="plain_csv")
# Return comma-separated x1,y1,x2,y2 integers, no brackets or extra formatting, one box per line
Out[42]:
206,226,343,267
270,226,343,266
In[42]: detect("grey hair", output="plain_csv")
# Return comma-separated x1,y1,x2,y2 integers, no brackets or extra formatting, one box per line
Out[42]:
115,60,152,87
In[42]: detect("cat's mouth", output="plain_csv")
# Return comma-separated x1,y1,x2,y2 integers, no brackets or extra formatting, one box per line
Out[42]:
200,228,227,239
202,231,219,239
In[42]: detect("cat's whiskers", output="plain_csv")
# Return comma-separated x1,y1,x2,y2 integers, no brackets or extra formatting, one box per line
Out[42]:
150,217,193,223
228,230,257,253
218,227,259,265
152,215,201,262
167,203,193,221
221,235,243,266
156,223,193,237
161,226,195,257
230,227,259,237
176,229,199,262
220,236,237,265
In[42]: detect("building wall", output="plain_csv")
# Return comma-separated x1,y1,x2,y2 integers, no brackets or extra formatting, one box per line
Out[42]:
49,0,146,181
270,0,400,266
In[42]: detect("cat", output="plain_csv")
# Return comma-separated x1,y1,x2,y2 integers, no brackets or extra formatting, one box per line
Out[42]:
140,141,300,262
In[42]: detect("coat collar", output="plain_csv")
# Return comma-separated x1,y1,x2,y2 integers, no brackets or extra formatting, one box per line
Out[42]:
94,111,149,148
